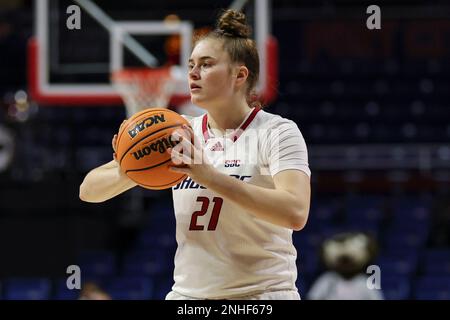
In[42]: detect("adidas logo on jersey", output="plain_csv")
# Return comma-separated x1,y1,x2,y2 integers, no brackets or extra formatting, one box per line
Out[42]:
210,141,224,151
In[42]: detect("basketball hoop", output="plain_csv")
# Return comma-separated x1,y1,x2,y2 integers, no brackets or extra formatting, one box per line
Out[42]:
112,67,179,117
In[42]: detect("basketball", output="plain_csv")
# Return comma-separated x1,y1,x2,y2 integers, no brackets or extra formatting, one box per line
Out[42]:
115,108,190,190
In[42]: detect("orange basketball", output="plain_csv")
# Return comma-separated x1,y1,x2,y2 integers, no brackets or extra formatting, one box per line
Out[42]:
115,108,190,190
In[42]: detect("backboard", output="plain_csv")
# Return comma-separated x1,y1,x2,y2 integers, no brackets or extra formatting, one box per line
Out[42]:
29,0,278,107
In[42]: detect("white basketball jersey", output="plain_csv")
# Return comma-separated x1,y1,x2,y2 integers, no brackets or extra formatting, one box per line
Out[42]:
171,107,311,299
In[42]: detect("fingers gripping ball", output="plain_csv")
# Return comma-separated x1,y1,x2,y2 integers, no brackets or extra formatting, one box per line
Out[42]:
115,108,190,190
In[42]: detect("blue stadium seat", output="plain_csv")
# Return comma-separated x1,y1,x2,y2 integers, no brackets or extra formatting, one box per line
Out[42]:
391,197,431,224
319,225,379,242
415,276,450,291
424,249,450,262
106,276,153,300
148,203,175,217
415,291,450,300
423,249,450,275
308,204,337,226
123,250,173,277
53,278,78,300
415,276,450,300
381,276,411,300
384,231,427,252
4,278,51,300
344,220,382,237
345,195,384,225
382,247,421,261
296,276,312,299
78,250,117,277
297,248,320,276
346,207,383,225
145,205,176,233
136,232,164,250
153,275,174,300
135,231,177,253
377,255,418,277
423,262,450,275
293,230,322,252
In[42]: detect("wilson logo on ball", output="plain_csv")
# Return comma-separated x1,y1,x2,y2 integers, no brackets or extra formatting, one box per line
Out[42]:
128,114,166,138
132,135,178,160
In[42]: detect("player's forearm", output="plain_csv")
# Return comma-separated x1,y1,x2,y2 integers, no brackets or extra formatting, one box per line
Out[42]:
206,172,308,230
79,160,137,203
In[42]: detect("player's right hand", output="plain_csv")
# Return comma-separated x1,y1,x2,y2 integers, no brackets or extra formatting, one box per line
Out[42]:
112,134,118,162
112,120,127,162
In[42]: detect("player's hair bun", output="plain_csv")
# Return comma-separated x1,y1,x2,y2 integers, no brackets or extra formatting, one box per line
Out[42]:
216,9,251,38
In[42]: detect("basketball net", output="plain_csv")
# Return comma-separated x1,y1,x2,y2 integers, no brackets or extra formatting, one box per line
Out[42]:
112,67,178,117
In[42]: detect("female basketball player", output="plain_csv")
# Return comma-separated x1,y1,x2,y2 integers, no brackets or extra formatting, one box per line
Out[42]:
80,9,311,300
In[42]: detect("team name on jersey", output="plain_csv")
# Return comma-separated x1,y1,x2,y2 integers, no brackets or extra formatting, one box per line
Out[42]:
173,175,252,190
224,160,240,167
128,114,166,138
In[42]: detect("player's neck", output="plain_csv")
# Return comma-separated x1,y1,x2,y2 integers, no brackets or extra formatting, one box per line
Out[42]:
206,98,252,135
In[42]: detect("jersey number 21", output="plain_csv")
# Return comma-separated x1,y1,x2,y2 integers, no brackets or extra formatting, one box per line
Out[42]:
189,196,223,231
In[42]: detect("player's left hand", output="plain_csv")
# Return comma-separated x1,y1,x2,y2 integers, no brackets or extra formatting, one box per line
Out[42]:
168,124,218,187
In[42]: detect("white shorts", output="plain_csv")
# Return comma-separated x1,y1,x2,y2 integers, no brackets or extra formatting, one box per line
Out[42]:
166,290,301,300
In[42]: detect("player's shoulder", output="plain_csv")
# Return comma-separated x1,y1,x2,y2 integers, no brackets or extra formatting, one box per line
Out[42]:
256,108,299,130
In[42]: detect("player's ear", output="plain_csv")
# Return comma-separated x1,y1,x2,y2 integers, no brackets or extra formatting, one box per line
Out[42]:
235,65,249,87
